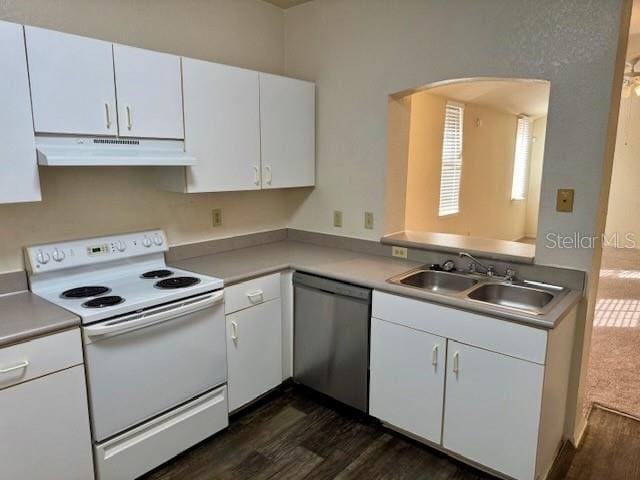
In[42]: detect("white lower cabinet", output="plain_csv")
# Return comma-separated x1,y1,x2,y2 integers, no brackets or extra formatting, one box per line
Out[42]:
443,341,544,480
370,291,577,480
370,317,445,444
227,298,283,412
0,365,94,480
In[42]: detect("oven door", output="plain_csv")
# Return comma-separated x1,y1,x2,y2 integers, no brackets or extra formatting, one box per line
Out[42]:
83,290,226,442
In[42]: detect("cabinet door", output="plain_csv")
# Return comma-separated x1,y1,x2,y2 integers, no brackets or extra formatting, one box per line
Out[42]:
113,44,184,139
259,73,315,189
0,21,40,203
443,341,544,480
227,299,282,411
0,366,94,480
183,59,261,191
25,26,116,136
370,317,445,444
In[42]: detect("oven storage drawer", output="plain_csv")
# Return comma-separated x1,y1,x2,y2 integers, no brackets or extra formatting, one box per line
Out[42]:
95,385,228,480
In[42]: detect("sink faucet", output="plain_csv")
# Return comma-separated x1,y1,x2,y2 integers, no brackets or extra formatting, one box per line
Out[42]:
459,252,495,276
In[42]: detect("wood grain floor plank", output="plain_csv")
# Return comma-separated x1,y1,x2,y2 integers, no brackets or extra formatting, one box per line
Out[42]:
140,385,495,480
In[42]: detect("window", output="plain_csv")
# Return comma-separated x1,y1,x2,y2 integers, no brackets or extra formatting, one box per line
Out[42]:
511,116,532,200
439,101,464,216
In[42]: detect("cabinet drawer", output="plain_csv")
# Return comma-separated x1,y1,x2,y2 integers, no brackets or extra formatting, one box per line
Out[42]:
0,329,83,390
225,273,281,314
372,291,547,364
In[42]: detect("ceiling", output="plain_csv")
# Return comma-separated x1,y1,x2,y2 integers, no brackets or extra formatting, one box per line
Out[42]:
262,0,313,9
427,80,550,118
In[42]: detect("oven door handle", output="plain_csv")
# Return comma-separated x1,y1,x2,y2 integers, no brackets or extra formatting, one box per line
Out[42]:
84,290,224,338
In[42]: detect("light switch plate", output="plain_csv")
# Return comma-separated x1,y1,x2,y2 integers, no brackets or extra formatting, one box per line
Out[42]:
212,208,223,227
556,189,574,212
333,210,343,228
391,246,408,259
364,211,374,230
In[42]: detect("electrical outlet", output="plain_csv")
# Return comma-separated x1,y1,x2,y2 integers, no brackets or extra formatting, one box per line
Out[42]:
211,208,223,227
364,211,374,230
391,246,408,259
333,210,343,228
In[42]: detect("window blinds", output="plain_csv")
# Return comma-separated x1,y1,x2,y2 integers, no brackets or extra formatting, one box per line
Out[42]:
511,116,532,200
438,102,464,216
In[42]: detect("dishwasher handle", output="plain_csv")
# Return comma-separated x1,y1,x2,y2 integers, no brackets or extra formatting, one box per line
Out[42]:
293,272,371,301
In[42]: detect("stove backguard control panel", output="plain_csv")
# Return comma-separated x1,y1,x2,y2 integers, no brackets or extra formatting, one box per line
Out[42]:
25,229,168,273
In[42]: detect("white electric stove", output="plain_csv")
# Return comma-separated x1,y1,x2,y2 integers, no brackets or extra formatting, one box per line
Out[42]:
26,230,229,480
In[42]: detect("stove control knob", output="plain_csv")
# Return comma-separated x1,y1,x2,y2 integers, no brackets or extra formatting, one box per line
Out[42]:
153,234,163,246
36,250,50,265
116,240,127,252
52,248,66,263
142,237,152,248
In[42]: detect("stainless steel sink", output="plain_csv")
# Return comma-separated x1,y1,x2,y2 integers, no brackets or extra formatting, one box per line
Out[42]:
393,270,479,294
387,264,568,317
466,283,554,314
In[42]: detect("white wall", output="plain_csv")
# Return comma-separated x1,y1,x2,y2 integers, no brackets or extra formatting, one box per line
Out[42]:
0,0,291,272
403,91,529,242
284,0,624,271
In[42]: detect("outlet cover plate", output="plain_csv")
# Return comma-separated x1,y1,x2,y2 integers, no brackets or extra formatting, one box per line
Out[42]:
391,246,408,259
364,211,374,230
333,210,343,228
556,189,574,212
212,208,223,227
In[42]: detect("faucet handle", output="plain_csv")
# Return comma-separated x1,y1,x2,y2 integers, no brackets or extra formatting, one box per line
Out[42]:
505,268,517,281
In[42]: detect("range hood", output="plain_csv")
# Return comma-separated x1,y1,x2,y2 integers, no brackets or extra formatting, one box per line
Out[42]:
35,136,196,166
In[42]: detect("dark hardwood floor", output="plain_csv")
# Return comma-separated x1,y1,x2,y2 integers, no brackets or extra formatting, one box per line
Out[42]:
548,405,640,480
143,387,640,480
141,385,493,480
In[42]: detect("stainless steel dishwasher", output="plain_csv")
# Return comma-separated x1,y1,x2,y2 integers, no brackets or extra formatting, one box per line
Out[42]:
293,272,371,412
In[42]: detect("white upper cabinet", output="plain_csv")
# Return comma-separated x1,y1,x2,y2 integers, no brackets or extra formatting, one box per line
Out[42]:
0,21,40,204
183,59,260,191
259,73,315,189
113,44,184,139
25,26,117,136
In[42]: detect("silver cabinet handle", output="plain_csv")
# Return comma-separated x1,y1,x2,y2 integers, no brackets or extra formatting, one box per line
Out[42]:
432,345,438,366
0,360,29,374
246,290,264,304
264,165,272,185
453,351,459,375
126,105,133,130
230,320,238,340
104,103,112,129
253,166,260,186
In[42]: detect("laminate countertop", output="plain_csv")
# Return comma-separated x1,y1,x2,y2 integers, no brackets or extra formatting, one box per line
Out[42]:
0,291,80,347
171,240,581,329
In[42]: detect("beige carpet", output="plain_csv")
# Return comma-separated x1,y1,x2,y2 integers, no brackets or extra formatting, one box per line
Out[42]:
584,247,640,418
